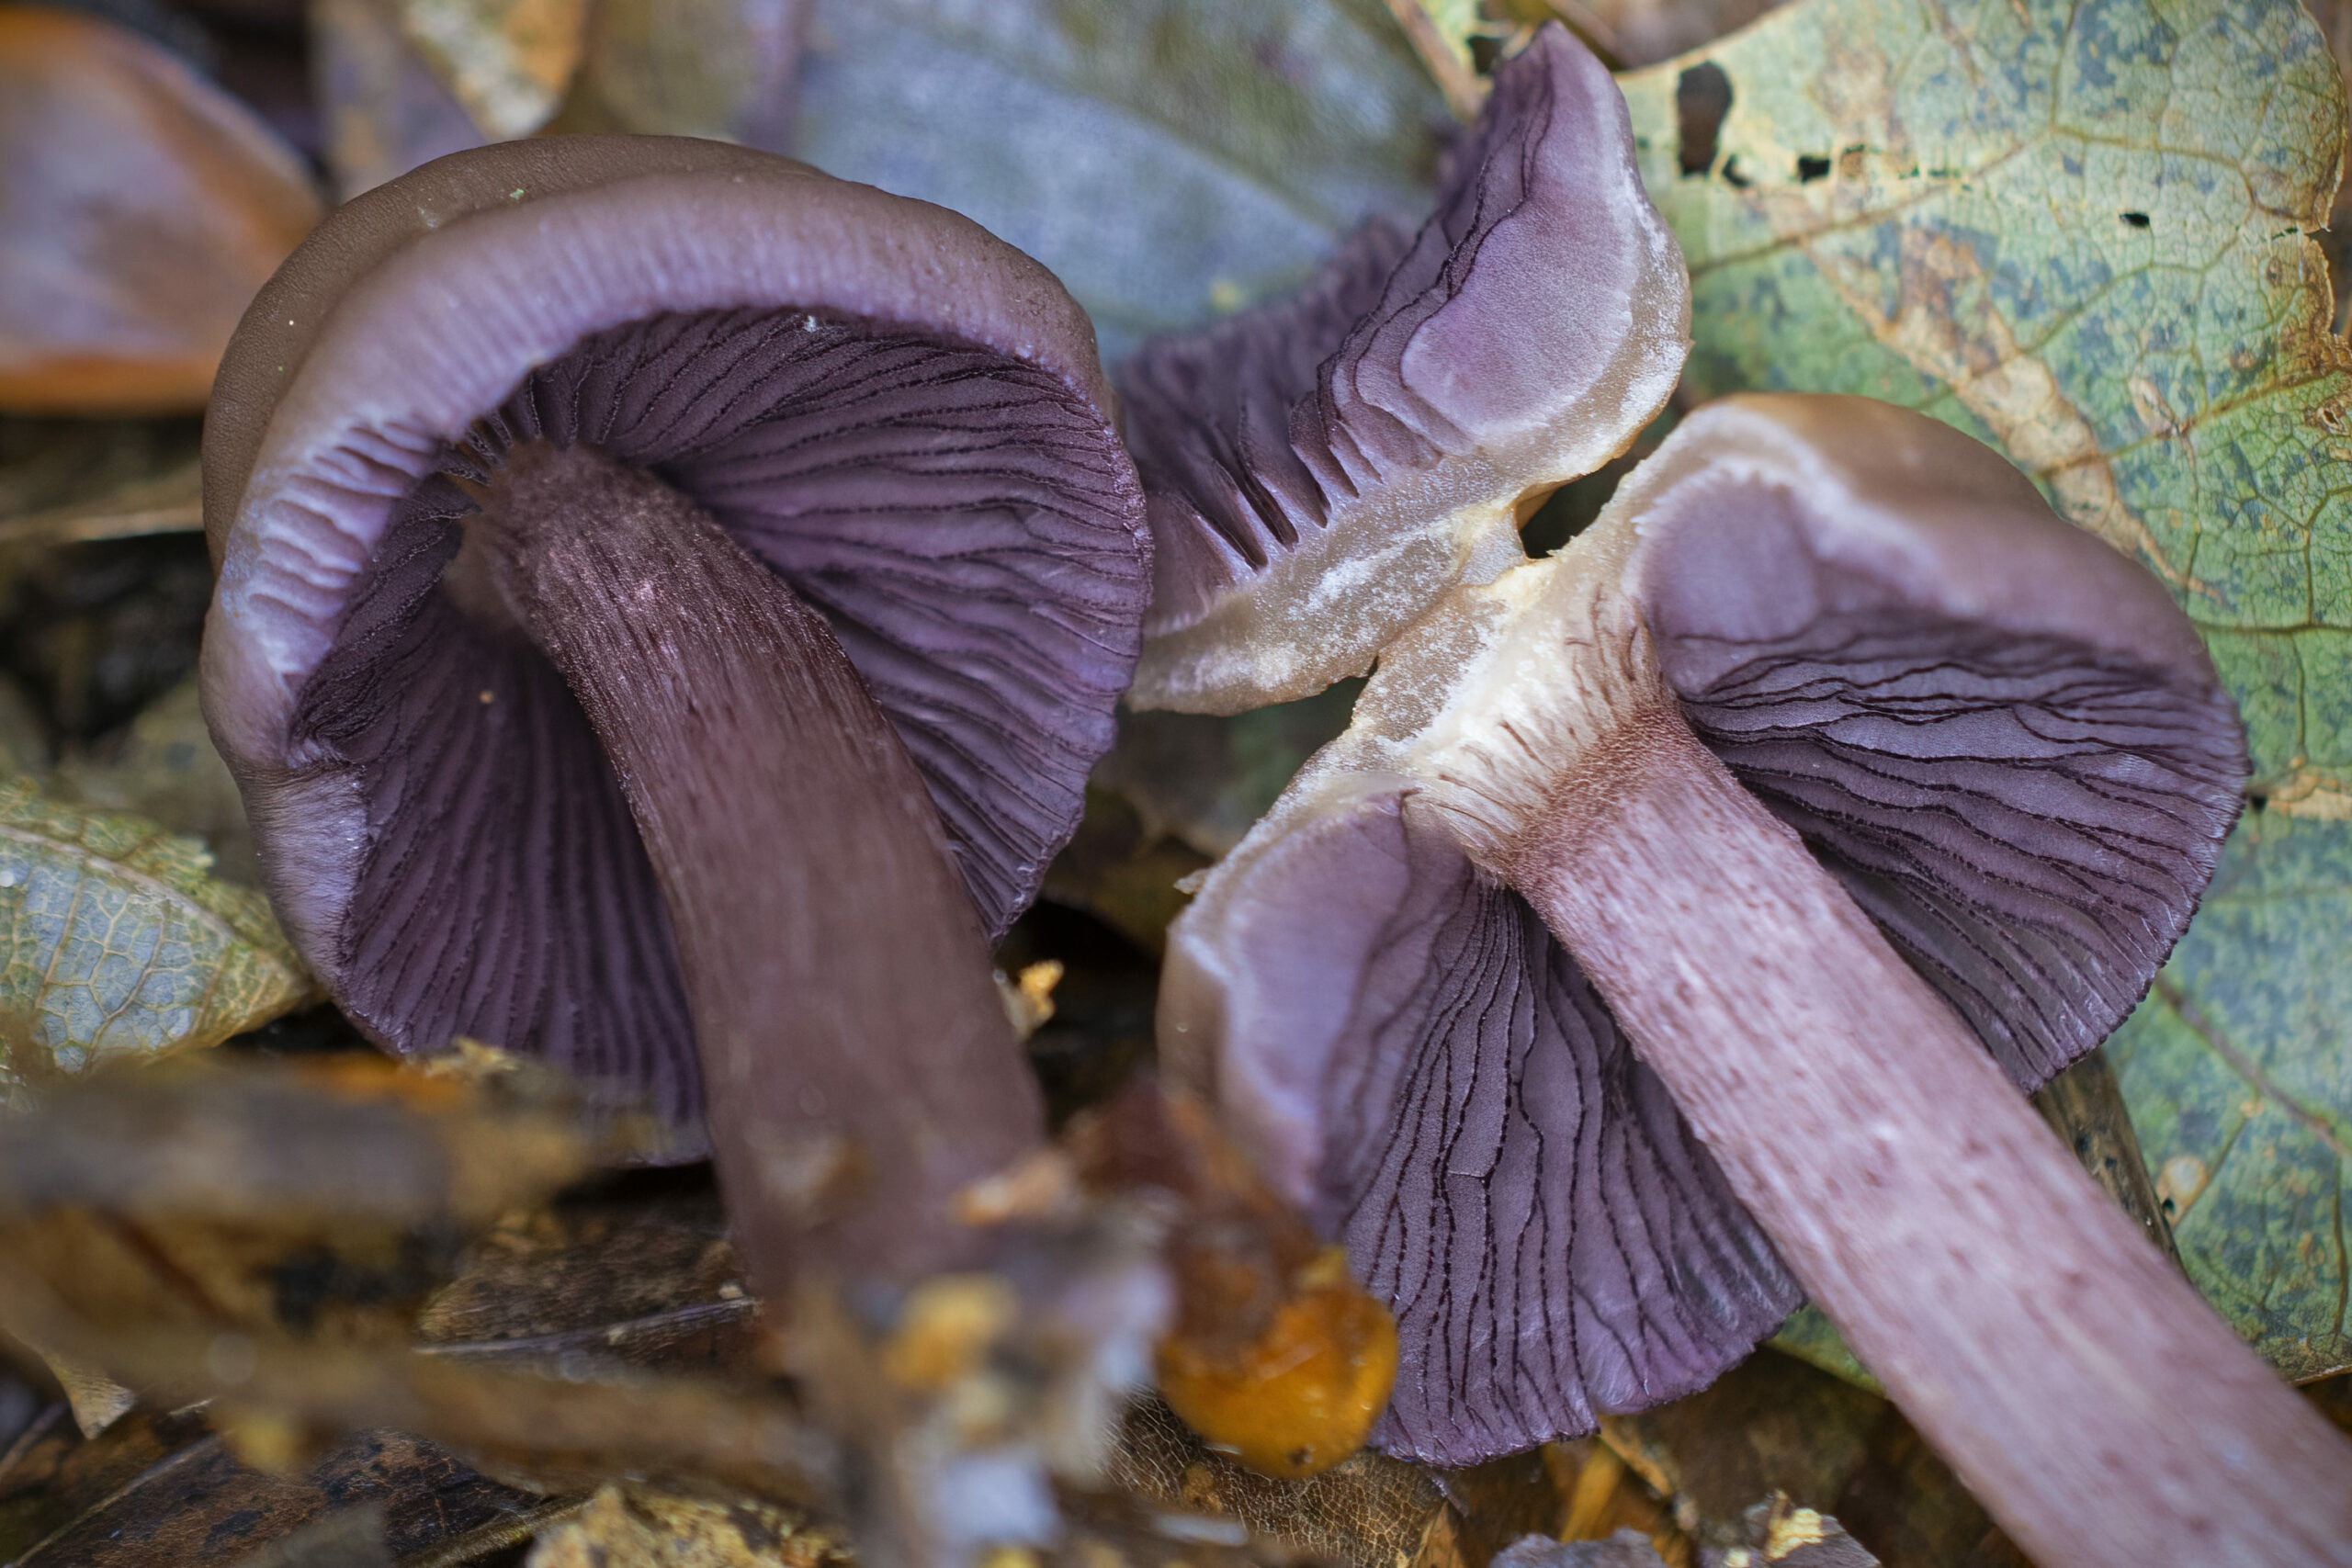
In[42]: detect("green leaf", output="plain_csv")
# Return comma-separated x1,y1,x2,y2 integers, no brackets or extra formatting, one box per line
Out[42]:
0,776,315,1096
789,0,1445,356
1619,0,2352,1377
2106,807,2352,1381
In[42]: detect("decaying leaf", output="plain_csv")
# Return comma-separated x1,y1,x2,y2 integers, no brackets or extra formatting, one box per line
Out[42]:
1106,1395,1578,1568
0,1053,608,1356
1593,1352,2022,1568
1379,0,1487,119
0,6,321,414
2106,809,2352,1380
526,1484,844,1568
0,778,314,1097
416,1190,759,1378
228,1506,396,1568
0,1413,542,1567
546,0,799,141
1621,0,2345,802
1618,0,2352,1382
395,0,587,138
790,0,1445,357
54,677,258,886
1709,1496,1878,1568
0,1062,824,1517
14,1342,133,1439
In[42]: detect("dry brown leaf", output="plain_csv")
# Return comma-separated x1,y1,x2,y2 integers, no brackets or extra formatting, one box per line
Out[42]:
416,1190,759,1380
1595,1353,2026,1568
526,1484,844,1568
396,0,586,138
546,0,800,141
0,1055,610,1349
1106,1395,1578,1568
0,7,320,414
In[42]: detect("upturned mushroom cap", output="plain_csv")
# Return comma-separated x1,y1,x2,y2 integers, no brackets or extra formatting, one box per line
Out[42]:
0,4,321,413
1161,393,2245,1463
1160,778,1797,1463
203,137,1148,1134
1117,23,1686,715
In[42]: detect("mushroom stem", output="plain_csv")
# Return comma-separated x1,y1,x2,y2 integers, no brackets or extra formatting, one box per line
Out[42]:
475,442,1041,1292
1502,697,2352,1567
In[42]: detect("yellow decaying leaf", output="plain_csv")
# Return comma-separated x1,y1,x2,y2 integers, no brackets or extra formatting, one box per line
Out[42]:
526,1485,842,1568
550,0,797,141
0,775,315,1094
395,0,586,140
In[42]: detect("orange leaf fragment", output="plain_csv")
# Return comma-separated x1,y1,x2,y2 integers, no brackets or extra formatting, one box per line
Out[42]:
0,6,320,414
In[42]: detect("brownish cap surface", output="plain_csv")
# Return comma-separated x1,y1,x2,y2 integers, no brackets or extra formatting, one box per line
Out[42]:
203,136,797,561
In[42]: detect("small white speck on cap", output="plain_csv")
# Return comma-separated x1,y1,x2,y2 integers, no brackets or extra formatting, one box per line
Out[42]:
802,315,819,332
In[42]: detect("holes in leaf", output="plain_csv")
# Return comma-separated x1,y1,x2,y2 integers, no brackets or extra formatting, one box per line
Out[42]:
1797,154,1831,182
2122,211,2152,229
1677,61,1732,176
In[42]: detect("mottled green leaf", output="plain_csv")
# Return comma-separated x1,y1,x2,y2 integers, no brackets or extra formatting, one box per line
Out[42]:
1617,0,2352,1376
2106,807,2352,1380
789,0,1446,356
0,776,313,1096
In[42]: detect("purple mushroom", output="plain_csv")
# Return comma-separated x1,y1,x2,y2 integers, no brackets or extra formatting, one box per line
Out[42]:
1117,23,1687,715
1163,395,2352,1564
200,137,1150,1289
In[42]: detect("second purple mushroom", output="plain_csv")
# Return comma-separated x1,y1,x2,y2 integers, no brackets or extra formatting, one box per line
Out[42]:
201,137,1151,1291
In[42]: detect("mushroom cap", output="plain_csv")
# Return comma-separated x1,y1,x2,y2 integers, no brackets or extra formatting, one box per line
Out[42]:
203,137,1149,1135
1622,395,2245,1089
0,4,321,414
1161,392,2244,1461
1116,23,1688,715
1161,769,1795,1465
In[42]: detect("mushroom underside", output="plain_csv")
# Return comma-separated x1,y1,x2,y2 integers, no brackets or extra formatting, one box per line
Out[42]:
1648,503,2245,1089
1117,23,1687,711
1171,787,1797,1466
286,304,1145,1131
